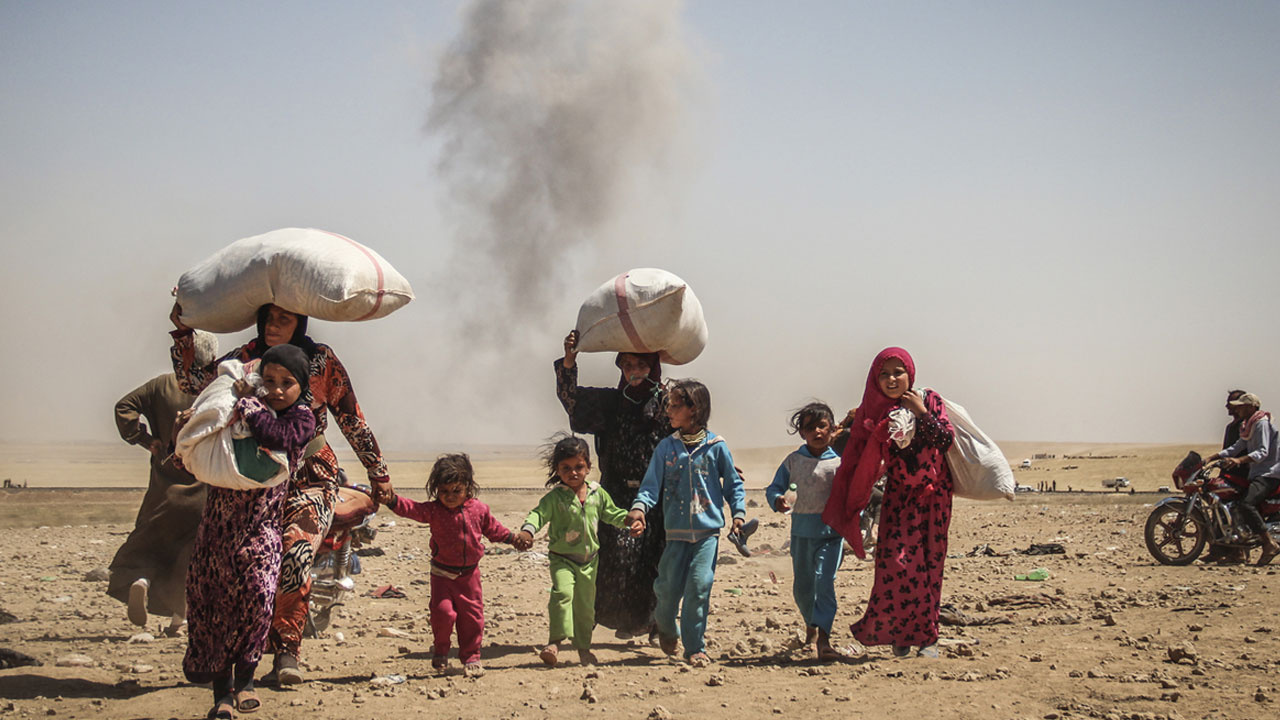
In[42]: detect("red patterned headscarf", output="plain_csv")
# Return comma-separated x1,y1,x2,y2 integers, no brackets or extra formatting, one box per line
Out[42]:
822,347,915,559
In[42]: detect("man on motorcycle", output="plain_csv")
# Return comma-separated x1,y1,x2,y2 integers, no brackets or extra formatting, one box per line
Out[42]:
1205,390,1251,564
1208,392,1280,566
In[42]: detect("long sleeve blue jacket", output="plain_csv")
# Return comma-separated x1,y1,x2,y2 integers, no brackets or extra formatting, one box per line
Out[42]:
632,431,745,542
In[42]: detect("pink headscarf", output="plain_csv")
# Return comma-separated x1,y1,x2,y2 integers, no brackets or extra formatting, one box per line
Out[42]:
822,347,915,559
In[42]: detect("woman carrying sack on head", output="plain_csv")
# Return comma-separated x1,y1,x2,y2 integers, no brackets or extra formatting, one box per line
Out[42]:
170,301,394,685
822,347,955,659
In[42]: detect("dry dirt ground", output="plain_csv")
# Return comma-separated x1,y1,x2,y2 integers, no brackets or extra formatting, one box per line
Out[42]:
1,443,1278,720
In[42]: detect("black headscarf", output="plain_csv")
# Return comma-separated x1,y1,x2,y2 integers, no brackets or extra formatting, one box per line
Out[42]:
260,344,312,407
615,351,665,421
248,304,319,359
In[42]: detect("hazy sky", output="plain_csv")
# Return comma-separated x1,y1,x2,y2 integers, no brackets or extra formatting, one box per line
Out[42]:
3,0,1278,452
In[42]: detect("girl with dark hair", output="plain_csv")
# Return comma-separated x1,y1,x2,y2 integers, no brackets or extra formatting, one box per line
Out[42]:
169,301,393,684
822,348,955,659
182,344,316,719
554,330,672,638
628,379,745,667
383,453,518,677
516,434,632,666
767,401,845,661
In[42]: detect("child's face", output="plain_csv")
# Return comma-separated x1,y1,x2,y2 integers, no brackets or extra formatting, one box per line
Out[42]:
799,417,833,452
877,358,910,400
437,481,469,509
555,454,591,490
666,394,696,433
260,362,303,411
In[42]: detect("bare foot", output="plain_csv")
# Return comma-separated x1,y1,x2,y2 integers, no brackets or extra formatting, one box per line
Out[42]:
658,633,678,656
816,629,844,663
577,649,598,666
540,643,559,667
463,661,484,678
804,625,818,646
431,655,447,671
688,652,712,667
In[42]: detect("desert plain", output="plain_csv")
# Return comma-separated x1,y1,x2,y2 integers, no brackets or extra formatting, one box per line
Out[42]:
1,441,1277,720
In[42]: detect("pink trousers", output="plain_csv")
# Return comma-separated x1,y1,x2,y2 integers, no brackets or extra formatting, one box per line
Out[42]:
430,568,485,663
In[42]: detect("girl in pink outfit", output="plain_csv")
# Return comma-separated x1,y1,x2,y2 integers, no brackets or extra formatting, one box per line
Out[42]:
384,453,517,676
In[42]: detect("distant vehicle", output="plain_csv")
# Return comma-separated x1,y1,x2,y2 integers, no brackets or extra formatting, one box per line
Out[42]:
1015,483,1037,493
1020,459,1032,469
1102,477,1130,489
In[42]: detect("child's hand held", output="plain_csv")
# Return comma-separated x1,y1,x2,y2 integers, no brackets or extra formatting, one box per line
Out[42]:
626,509,646,537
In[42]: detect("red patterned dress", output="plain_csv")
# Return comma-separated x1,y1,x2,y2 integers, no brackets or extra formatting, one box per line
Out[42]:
849,389,954,648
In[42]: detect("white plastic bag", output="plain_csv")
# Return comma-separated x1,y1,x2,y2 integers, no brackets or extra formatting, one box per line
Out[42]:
175,228,415,332
573,268,708,365
175,360,289,490
934,392,1015,501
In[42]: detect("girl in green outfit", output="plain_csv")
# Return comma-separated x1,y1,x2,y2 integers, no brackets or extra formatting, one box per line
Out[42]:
516,435,635,666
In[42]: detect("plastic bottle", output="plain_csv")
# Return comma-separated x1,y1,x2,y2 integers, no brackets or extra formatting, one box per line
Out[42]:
783,483,798,514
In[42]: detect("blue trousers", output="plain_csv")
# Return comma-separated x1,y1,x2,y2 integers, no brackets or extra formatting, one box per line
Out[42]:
791,535,843,632
653,535,718,658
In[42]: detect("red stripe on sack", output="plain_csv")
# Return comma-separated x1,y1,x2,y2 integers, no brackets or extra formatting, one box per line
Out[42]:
613,272,650,352
322,230,386,321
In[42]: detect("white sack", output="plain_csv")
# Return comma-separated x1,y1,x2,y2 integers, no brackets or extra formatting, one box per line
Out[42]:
935,393,1016,501
175,228,415,332
175,360,289,490
574,268,708,365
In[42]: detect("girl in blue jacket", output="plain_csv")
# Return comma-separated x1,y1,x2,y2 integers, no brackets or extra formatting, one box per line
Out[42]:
627,379,745,666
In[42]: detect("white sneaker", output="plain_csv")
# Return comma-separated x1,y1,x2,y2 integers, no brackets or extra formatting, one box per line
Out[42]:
127,579,149,627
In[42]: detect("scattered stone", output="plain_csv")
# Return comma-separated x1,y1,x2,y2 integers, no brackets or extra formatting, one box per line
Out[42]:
82,568,110,582
0,609,16,625
580,683,597,703
1256,687,1270,703
127,633,155,644
54,654,95,668
378,627,412,639
706,674,725,687
129,663,154,674
647,706,673,720
1167,642,1198,665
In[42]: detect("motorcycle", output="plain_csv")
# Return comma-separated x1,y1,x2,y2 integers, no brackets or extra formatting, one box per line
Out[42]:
1144,451,1280,565
306,482,379,636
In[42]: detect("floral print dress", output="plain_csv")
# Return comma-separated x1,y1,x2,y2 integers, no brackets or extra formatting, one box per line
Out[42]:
183,398,315,681
849,389,954,648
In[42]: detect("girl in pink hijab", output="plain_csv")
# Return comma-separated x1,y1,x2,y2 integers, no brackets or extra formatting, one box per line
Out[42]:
822,347,955,658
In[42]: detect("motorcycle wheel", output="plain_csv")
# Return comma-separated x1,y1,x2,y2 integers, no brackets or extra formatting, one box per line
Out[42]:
1144,503,1208,565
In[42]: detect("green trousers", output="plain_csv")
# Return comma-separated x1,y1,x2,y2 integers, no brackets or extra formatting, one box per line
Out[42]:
548,554,598,649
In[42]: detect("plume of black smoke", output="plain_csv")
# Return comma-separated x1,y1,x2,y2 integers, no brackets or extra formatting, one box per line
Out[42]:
428,0,700,340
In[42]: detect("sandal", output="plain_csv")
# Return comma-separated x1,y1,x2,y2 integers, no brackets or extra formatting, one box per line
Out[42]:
917,644,940,658
1257,543,1280,567
234,689,260,713
891,645,911,657
688,652,712,667
206,696,234,720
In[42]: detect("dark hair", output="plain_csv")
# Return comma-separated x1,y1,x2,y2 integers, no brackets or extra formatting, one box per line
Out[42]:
426,453,478,500
788,401,835,435
668,379,712,429
1227,389,1247,401
540,433,592,487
